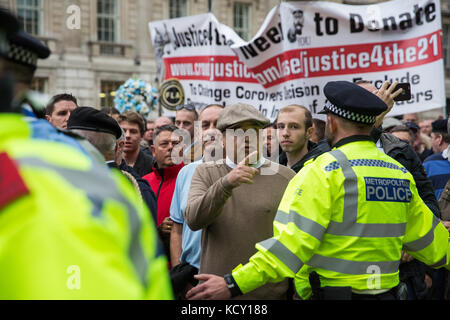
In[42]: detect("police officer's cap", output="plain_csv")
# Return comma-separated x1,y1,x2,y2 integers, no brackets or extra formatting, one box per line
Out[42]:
68,107,123,139
431,119,448,134
0,8,20,36
319,81,388,125
0,9,20,55
1,30,51,70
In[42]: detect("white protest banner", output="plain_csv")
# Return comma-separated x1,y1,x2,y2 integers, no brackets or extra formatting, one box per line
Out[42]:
150,0,445,120
149,13,264,116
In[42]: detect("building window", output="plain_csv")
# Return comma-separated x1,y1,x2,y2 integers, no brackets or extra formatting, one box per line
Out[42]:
234,2,251,41
443,24,450,69
16,0,43,36
97,0,119,43
169,0,188,19
30,77,48,93
100,80,123,108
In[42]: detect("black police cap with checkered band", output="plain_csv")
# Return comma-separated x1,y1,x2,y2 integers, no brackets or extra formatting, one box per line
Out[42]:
1,30,50,69
318,81,388,125
0,9,20,56
0,8,20,37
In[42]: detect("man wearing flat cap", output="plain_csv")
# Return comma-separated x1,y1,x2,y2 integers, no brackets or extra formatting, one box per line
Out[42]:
186,81,450,301
67,106,158,224
184,103,295,300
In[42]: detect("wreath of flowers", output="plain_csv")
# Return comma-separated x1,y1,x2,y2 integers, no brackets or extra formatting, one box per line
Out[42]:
114,78,158,117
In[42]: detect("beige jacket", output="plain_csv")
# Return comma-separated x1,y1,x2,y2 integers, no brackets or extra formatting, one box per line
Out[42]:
185,159,295,300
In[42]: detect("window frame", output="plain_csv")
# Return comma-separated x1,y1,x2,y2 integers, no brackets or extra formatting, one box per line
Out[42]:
99,80,124,108
233,2,252,41
169,0,188,19
97,0,120,43
30,77,48,93
16,0,44,36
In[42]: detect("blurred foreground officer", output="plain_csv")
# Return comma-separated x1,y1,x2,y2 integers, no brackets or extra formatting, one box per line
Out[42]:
0,11,172,300
186,81,450,301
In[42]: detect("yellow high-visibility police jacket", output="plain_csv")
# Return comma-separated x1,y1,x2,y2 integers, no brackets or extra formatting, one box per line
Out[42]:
0,114,172,300
232,136,450,300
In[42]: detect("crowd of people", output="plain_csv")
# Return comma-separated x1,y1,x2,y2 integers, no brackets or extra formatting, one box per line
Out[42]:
2,8,450,300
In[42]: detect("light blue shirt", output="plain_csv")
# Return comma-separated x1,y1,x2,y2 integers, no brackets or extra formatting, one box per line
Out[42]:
169,160,203,269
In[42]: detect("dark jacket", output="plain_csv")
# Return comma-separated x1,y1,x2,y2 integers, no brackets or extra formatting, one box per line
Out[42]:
107,160,158,224
372,127,440,300
372,127,440,218
279,140,331,173
133,148,155,178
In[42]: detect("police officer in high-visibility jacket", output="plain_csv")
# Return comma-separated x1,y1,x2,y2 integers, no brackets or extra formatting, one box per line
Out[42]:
186,81,450,301
0,10,172,300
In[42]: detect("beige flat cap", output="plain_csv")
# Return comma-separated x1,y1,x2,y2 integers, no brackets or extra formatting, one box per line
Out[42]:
217,103,270,131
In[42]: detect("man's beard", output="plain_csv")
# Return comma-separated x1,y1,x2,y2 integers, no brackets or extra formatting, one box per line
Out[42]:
325,122,334,146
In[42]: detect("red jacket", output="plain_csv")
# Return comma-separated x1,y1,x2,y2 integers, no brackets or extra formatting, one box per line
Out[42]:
143,163,184,226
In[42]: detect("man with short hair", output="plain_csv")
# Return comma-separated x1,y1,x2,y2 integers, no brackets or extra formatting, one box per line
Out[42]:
45,93,78,130
176,103,203,163
101,106,120,121
390,125,414,145
311,118,326,144
403,113,418,124
118,111,155,177
143,125,185,259
420,119,433,137
404,121,434,162
277,105,330,173
262,124,278,161
424,119,450,200
170,104,224,299
144,120,156,147
154,116,173,129
175,103,198,139
184,103,296,300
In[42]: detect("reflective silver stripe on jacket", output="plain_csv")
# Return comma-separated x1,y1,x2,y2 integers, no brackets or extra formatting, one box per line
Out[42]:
17,157,149,287
258,238,304,274
403,216,441,252
308,254,400,275
326,149,407,238
274,210,326,241
430,254,447,268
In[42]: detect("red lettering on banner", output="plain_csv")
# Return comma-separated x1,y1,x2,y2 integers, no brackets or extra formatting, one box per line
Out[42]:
164,56,259,83
164,30,442,89
249,30,442,88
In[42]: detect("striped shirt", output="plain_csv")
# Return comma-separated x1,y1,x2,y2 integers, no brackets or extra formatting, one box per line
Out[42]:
423,152,450,200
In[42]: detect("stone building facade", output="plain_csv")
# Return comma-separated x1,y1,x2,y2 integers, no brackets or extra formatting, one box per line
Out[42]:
1,0,449,118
